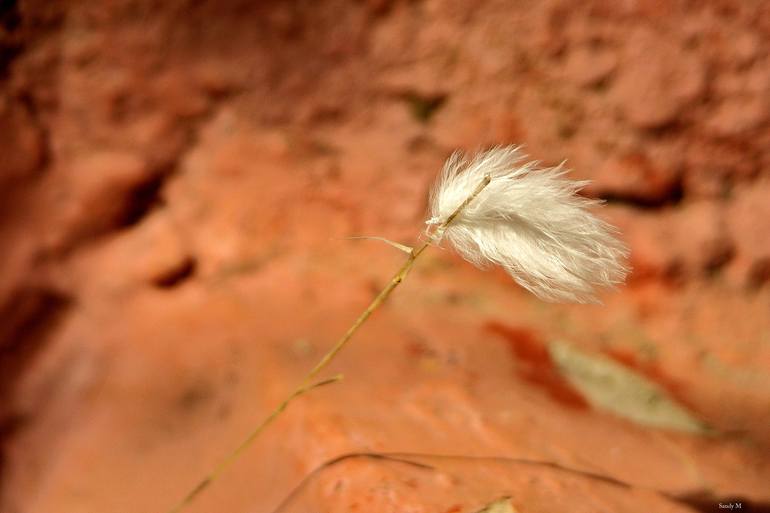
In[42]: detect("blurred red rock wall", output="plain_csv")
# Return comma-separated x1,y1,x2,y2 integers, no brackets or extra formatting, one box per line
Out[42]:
1,1,769,512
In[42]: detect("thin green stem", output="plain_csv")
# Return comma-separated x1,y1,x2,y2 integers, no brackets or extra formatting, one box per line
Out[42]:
164,174,491,513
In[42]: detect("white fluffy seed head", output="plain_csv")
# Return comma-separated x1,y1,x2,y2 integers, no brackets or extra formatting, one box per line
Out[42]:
427,146,629,303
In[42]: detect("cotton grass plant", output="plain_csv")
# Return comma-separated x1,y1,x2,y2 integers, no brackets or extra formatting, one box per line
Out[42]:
165,146,629,513
428,147,628,302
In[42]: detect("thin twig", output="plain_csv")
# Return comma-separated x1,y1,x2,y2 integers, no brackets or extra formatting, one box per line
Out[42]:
165,375,342,513
163,174,491,513
273,451,729,513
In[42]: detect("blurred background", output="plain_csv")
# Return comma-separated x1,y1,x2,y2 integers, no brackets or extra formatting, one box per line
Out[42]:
1,1,769,512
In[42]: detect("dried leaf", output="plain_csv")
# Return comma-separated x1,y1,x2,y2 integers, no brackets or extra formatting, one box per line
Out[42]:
474,497,518,513
548,340,711,434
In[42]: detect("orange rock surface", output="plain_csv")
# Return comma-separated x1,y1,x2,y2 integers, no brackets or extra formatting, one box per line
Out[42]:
1,1,769,512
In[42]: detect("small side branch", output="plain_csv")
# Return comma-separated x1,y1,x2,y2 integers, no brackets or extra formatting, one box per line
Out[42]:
344,236,414,255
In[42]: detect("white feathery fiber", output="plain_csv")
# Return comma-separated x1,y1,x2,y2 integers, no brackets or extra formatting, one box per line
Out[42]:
427,146,629,303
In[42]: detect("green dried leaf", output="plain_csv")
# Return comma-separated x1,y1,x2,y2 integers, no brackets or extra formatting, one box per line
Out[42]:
474,497,518,513
548,340,711,434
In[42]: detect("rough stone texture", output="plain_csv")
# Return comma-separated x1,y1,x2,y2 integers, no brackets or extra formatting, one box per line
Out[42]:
726,179,770,288
48,151,157,249
611,28,706,130
607,202,734,286
0,95,44,188
1,1,770,513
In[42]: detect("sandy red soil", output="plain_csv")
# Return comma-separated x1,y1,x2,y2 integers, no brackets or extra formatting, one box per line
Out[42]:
2,1,770,512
